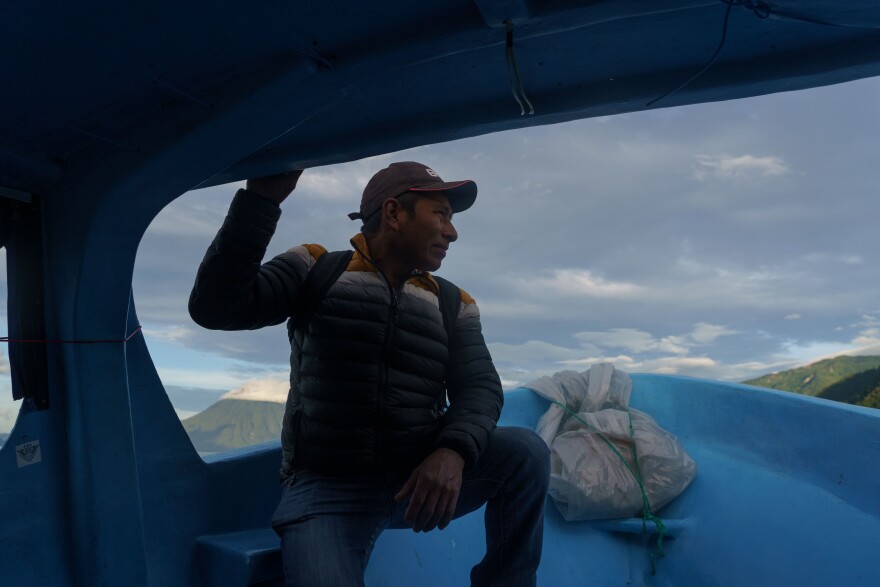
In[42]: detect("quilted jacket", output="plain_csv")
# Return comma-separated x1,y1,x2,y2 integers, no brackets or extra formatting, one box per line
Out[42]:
189,189,503,478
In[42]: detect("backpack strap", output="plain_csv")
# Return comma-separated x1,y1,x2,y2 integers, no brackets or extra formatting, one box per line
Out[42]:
289,249,353,336
433,275,461,344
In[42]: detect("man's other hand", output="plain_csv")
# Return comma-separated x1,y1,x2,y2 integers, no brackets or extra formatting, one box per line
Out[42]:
246,170,304,205
395,448,465,532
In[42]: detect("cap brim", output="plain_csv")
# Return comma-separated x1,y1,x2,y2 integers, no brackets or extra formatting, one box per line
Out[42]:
408,180,477,213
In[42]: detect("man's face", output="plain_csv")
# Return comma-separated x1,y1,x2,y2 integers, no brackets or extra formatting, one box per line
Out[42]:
396,193,458,272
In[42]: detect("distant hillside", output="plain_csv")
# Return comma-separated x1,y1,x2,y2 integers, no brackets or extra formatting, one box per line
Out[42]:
744,356,880,397
818,366,880,407
856,381,880,409
182,399,285,454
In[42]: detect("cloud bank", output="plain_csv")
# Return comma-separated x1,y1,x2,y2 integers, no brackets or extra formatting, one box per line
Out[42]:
3,76,876,430
221,379,289,404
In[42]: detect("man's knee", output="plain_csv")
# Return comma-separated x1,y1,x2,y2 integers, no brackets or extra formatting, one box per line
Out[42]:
492,427,550,482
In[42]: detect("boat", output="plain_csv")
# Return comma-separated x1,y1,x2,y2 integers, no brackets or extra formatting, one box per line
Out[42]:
2,1,879,584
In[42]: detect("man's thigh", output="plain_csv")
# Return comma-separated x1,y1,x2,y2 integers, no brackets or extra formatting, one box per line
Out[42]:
454,426,550,519
385,427,550,527
272,472,393,586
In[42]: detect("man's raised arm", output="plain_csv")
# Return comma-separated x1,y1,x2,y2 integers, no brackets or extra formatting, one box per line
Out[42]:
188,171,306,331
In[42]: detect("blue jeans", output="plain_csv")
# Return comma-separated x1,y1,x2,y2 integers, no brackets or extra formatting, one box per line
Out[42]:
271,427,550,586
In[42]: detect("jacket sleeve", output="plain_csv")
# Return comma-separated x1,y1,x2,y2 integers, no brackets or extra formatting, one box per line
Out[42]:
188,189,311,331
432,298,504,470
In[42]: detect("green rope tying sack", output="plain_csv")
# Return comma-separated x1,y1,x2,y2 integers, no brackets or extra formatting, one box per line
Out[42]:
551,401,667,573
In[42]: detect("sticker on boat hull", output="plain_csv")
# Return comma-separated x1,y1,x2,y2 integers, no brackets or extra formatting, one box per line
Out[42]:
16,441,42,468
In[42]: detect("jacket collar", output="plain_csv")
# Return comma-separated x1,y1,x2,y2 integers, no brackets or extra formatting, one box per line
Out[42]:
349,233,439,294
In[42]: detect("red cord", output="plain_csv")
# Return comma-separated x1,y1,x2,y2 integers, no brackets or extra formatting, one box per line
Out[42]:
0,326,142,344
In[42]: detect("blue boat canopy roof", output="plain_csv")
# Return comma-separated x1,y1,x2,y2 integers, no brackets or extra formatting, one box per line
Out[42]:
3,1,880,199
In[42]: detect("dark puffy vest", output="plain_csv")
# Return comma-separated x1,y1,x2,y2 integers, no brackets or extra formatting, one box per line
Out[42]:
280,270,449,477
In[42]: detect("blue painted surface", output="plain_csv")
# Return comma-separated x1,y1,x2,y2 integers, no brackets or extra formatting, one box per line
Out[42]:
4,2,880,194
5,374,878,585
2,2,880,585
366,383,880,586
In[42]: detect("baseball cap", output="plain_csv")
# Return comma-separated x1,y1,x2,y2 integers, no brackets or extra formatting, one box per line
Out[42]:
348,161,477,221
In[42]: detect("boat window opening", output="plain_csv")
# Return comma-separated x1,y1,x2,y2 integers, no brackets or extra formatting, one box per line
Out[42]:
130,77,880,465
0,246,15,450
133,186,298,459
1,193,48,410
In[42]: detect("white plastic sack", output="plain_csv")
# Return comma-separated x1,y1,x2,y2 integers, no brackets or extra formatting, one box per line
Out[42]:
526,364,696,521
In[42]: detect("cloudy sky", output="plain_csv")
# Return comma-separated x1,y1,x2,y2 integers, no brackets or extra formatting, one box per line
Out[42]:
1,75,879,429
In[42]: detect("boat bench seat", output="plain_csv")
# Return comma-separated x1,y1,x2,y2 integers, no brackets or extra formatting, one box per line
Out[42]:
194,517,685,586
197,528,283,587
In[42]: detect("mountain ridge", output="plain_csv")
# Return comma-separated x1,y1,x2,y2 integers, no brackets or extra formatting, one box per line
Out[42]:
744,355,880,408
179,354,880,454
818,366,880,407
182,398,285,454
744,355,880,397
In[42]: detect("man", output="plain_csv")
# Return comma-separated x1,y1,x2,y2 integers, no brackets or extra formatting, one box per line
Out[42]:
189,161,550,586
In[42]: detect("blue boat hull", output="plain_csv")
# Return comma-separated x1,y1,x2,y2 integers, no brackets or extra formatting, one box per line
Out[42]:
4,367,877,585
369,379,880,586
